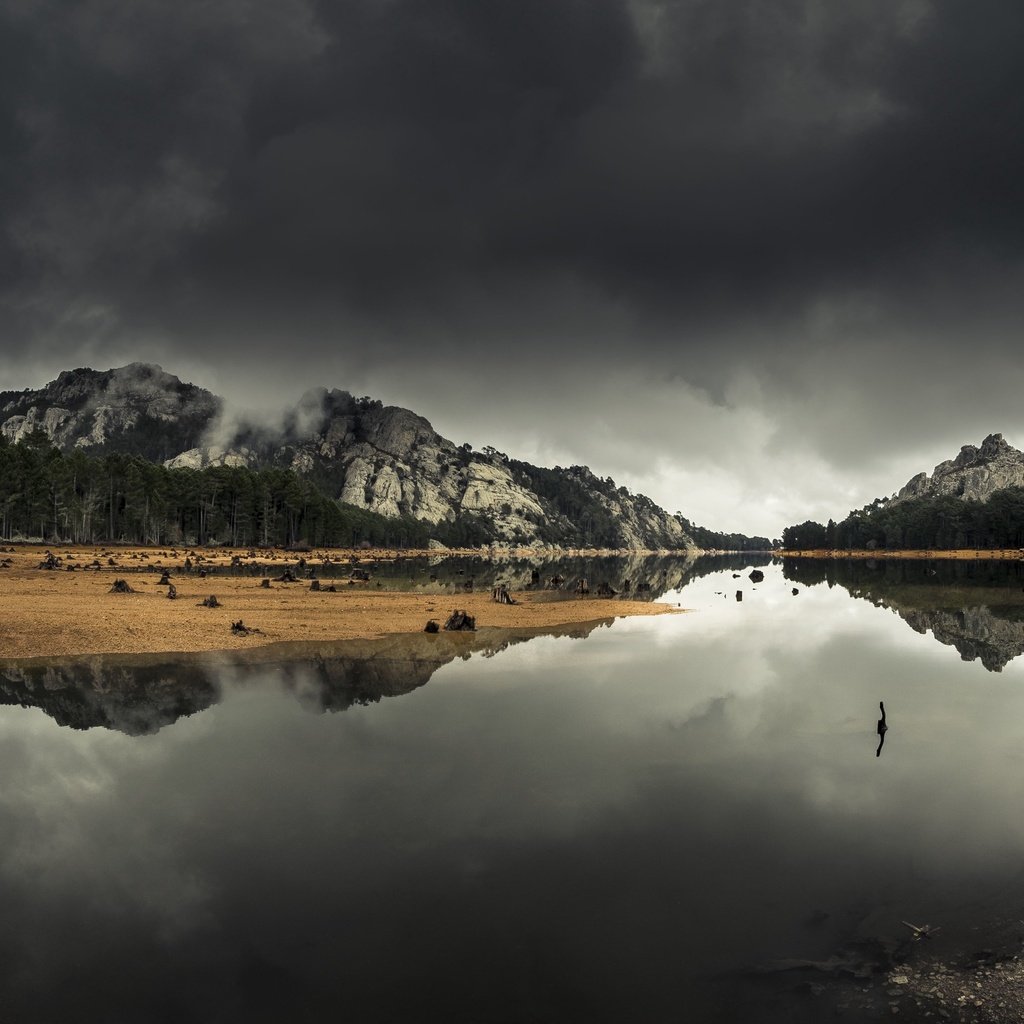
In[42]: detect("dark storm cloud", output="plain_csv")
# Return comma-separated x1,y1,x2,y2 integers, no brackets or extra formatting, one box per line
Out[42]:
2,0,1023,532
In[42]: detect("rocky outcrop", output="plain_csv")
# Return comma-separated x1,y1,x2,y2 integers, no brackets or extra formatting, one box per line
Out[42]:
0,363,220,461
893,433,1024,504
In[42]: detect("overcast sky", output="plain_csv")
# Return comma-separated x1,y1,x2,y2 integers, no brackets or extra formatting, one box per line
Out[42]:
2,0,1022,537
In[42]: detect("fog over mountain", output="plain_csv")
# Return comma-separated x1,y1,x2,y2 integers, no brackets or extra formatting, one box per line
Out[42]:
2,0,1022,535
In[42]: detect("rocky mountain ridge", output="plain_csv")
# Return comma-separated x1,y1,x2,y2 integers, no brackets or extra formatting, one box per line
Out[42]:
0,364,220,462
0,365,701,549
893,433,1024,504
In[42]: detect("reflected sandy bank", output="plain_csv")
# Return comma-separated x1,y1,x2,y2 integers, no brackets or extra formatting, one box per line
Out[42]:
0,619,615,735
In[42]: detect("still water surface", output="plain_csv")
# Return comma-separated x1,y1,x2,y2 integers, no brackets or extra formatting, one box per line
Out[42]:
4,558,1024,1022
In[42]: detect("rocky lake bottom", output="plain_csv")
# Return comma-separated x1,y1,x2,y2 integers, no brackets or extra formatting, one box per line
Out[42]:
3,555,1024,1022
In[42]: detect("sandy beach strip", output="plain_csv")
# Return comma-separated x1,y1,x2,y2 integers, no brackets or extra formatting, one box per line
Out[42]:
780,548,1024,560
0,545,681,660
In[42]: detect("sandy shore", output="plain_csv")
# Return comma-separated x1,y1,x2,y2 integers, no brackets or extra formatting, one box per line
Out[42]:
0,544,681,660
781,548,1024,560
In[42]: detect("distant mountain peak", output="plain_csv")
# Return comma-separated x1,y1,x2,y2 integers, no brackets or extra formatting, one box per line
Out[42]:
895,433,1024,504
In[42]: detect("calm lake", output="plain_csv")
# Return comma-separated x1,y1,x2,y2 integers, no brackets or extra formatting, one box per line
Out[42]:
4,555,1024,1022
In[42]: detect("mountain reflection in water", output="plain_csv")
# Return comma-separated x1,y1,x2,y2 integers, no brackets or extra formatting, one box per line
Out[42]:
783,556,1024,671
0,622,610,735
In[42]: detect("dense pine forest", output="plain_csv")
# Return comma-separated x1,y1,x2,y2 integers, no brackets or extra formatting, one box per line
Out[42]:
783,490,1024,551
0,430,492,548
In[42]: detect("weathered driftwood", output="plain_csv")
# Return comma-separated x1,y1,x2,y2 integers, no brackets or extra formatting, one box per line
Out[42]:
199,595,221,608
491,585,517,605
443,609,476,631
424,619,440,633
109,579,136,594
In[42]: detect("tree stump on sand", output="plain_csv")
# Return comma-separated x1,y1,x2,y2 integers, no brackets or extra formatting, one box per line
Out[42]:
166,583,177,600
273,569,298,583
424,619,440,633
574,578,590,595
109,579,136,594
309,579,321,591
38,552,62,570
491,585,517,605
157,572,172,586
596,582,617,597
349,569,370,582
199,595,221,608
231,620,262,636
443,610,476,631
259,578,271,588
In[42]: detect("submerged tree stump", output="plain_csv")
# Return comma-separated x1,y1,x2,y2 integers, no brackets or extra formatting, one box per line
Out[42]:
108,579,136,594
491,585,517,605
443,610,476,631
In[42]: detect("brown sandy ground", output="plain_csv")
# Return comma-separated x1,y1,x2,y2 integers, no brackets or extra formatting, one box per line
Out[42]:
0,544,681,660
782,549,1024,560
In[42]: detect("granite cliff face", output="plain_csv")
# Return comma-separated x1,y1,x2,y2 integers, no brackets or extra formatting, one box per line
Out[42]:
1,366,698,549
0,364,220,461
894,434,1024,504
